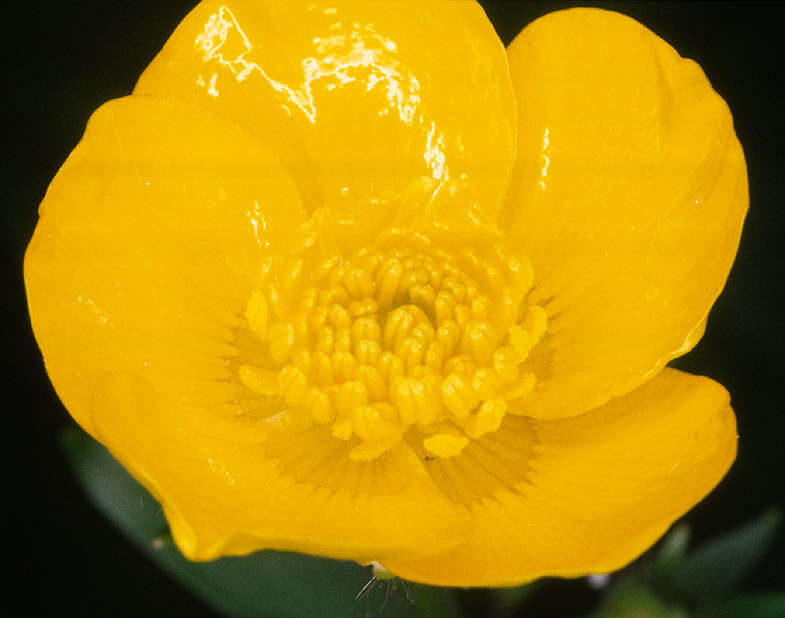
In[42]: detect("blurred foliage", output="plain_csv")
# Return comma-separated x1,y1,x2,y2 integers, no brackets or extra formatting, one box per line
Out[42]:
580,509,782,618
60,426,459,618
62,425,783,618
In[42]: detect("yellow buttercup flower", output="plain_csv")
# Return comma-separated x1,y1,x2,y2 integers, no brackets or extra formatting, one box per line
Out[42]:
25,2,747,587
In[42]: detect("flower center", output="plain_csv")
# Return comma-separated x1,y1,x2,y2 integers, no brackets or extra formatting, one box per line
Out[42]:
237,222,546,461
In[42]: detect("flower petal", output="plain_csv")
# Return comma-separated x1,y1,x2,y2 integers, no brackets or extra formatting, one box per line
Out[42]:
90,371,470,562
501,9,747,419
26,94,470,562
25,95,308,437
134,0,516,221
382,368,737,587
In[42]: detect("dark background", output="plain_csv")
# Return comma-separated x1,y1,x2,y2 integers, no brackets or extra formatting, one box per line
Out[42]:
4,2,784,616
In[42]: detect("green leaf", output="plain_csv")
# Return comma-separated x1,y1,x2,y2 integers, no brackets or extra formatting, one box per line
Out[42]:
670,510,781,603
587,577,687,618
694,592,785,618
649,522,691,585
493,581,537,617
60,426,456,618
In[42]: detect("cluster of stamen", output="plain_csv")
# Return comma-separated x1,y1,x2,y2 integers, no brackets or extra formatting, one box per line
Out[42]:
237,228,546,461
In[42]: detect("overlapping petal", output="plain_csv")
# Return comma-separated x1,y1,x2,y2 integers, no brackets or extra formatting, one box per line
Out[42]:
25,94,469,561
25,96,307,436
91,371,469,562
383,368,737,586
134,0,517,221
501,9,747,419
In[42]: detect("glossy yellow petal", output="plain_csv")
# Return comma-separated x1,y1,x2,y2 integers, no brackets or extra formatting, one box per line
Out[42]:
383,368,737,587
501,9,747,419
26,94,470,561
90,370,469,561
25,95,308,437
134,0,516,221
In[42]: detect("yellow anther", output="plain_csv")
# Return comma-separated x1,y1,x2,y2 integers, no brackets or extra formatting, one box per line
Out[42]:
399,268,425,300
423,432,469,458
508,324,534,360
409,283,436,311
328,265,346,287
356,364,387,401
331,418,353,440
504,372,537,405
376,258,402,308
348,298,378,317
472,367,504,400
378,351,404,383
306,387,334,423
434,290,455,322
443,354,476,379
312,351,334,386
278,365,307,407
352,317,381,347
521,304,548,342
331,351,357,382
328,303,351,329
409,322,436,347
308,305,328,334
385,305,428,349
441,373,472,419
465,281,479,302
245,289,268,338
411,375,441,426
316,325,334,355
453,304,470,328
237,364,278,394
458,248,482,279
300,288,317,312
354,339,381,366
470,296,490,320
291,315,309,345
319,285,350,307
351,404,401,442
397,337,425,372
359,250,384,278
343,266,375,299
464,398,506,439
334,327,352,353
269,322,295,363
493,346,520,382
442,277,466,302
335,381,368,416
390,376,418,425
462,320,498,365
313,255,339,284
496,286,522,329
424,341,445,373
436,319,461,356
425,262,444,288
241,229,543,461
390,376,440,426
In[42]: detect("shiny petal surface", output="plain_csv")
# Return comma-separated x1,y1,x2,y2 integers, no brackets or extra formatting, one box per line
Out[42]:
25,95,468,561
135,0,517,221
90,371,469,562
501,9,747,419
26,95,307,437
383,368,737,587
